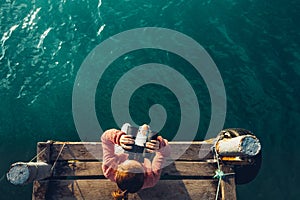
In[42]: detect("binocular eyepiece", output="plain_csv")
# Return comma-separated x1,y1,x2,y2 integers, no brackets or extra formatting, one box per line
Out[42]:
121,123,159,162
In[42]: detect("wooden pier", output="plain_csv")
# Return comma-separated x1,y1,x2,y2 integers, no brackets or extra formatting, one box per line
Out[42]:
7,129,261,200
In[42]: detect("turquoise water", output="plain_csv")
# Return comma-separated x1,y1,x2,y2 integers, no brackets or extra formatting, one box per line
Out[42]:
1,0,300,199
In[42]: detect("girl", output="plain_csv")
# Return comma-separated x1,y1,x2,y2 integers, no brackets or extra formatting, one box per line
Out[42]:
101,125,171,200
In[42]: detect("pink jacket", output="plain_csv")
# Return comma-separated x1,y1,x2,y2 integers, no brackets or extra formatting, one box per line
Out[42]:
101,129,171,189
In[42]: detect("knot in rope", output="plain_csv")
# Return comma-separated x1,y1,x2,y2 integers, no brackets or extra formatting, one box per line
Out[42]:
213,169,225,179
212,136,235,200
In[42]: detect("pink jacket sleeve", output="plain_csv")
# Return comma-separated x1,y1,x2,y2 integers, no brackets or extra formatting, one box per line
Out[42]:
101,129,126,182
142,138,171,189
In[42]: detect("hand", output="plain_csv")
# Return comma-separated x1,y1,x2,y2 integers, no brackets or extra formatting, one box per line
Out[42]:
119,135,135,150
145,140,160,153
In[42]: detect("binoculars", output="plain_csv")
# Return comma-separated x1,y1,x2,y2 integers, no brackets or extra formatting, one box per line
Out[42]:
121,123,159,161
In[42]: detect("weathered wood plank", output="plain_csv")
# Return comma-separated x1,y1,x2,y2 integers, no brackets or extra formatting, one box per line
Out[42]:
31,141,237,200
162,161,217,177
49,142,103,161
37,141,51,163
52,161,218,177
33,141,52,200
32,180,49,200
220,166,236,200
53,161,103,177
44,142,214,161
46,179,220,200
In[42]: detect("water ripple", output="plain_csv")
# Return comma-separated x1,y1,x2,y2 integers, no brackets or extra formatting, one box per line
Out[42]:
0,24,19,61
37,27,52,49
98,0,102,8
21,7,41,30
97,24,106,36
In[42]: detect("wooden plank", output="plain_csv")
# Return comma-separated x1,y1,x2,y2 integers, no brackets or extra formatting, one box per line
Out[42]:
32,141,237,199
53,161,103,177
46,179,220,200
33,141,52,200
32,180,48,200
44,142,214,161
37,141,51,163
53,161,218,177
220,166,236,200
170,142,214,161
162,161,217,177
49,142,103,161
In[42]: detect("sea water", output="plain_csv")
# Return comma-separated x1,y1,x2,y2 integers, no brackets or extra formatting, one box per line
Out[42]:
0,0,299,199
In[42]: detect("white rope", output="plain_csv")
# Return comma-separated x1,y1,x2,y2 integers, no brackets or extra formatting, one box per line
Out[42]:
29,147,47,163
213,145,222,200
215,178,221,200
50,143,66,174
212,135,235,200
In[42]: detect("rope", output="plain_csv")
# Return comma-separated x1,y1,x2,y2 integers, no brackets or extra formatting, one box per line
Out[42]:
215,178,221,200
29,147,47,163
74,180,85,199
50,143,66,174
212,136,235,200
